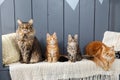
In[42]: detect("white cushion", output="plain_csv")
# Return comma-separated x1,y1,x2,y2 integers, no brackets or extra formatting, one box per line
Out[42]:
102,31,120,51
2,33,20,65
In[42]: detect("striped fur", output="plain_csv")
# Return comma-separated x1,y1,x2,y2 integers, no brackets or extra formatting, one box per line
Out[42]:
16,19,42,63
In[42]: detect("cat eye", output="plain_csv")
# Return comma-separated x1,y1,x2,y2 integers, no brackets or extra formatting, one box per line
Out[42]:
68,46,77,50
29,26,32,29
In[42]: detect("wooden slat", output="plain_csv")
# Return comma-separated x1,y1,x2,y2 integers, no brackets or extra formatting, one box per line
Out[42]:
33,0,47,54
1,0,15,34
109,0,120,31
0,70,11,80
0,6,2,68
80,0,94,53
95,0,109,40
15,0,32,29
48,0,64,53
64,0,79,53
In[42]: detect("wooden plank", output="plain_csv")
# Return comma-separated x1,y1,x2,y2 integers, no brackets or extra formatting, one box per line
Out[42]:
48,0,64,53
95,0,109,40
15,0,32,29
80,0,94,53
0,70,11,80
0,6,2,68
1,0,15,34
32,0,47,54
109,0,120,31
64,0,79,53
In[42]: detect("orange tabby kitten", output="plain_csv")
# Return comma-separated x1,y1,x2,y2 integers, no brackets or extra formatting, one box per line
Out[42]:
85,41,115,71
46,32,60,62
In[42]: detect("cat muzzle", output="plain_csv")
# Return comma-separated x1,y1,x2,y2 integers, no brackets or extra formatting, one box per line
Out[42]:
22,30,28,33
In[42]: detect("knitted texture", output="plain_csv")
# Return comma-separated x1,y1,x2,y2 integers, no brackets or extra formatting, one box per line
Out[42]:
9,59,120,80
2,33,20,65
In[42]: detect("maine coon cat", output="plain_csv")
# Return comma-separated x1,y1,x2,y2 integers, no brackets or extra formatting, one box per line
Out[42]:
67,34,82,62
85,41,115,70
46,32,60,62
16,19,42,63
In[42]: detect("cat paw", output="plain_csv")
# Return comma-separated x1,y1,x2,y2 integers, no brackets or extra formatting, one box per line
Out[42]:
103,67,109,71
47,57,52,63
48,60,52,63
53,57,58,62
26,62,30,64
19,60,24,63
53,60,57,63
68,60,72,62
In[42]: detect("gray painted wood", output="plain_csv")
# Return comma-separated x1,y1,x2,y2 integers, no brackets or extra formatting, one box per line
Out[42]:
109,0,120,31
0,6,2,68
0,0,120,79
1,0,15,34
64,0,79,53
32,0,47,54
15,0,32,29
95,0,109,40
48,0,64,53
0,70,11,80
80,0,94,53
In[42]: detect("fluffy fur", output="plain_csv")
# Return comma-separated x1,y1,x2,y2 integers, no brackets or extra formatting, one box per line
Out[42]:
85,41,115,70
16,19,42,63
67,34,82,62
46,32,60,62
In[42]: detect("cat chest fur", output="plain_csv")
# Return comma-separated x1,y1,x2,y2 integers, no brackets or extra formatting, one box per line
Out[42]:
47,45,58,57
67,42,78,55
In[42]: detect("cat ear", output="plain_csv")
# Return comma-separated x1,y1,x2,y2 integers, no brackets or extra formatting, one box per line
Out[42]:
17,19,22,25
28,19,33,25
101,45,106,53
68,34,72,42
74,34,78,40
46,33,50,38
53,32,57,38
110,46,114,51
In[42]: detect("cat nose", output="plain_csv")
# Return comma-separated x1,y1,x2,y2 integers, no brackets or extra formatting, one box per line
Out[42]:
72,51,75,53
23,30,28,33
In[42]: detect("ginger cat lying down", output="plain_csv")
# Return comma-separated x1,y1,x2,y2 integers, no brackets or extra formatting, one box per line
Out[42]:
85,41,115,71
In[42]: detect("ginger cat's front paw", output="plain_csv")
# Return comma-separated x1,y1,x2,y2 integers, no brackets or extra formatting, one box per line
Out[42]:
53,57,57,62
48,57,52,63
103,66,109,71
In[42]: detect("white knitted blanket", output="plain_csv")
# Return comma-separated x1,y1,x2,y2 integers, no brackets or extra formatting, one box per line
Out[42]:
102,31,120,51
9,59,120,80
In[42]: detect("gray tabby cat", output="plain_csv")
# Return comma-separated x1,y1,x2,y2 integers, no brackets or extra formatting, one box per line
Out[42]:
16,19,43,63
67,34,82,62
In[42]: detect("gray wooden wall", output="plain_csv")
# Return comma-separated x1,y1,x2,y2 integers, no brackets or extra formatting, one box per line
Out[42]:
0,0,120,53
0,0,120,80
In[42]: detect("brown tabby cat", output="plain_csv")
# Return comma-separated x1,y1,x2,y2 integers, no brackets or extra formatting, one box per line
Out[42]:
67,34,82,62
85,41,115,70
46,32,60,62
16,19,42,63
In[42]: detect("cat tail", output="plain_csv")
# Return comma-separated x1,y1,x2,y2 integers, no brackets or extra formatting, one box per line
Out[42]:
81,55,94,60
58,55,69,62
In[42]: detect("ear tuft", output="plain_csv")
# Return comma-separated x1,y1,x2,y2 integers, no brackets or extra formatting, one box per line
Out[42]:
53,32,57,38
110,46,114,51
74,34,78,40
101,45,106,54
28,19,33,25
46,33,50,38
68,34,72,42
17,19,22,25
